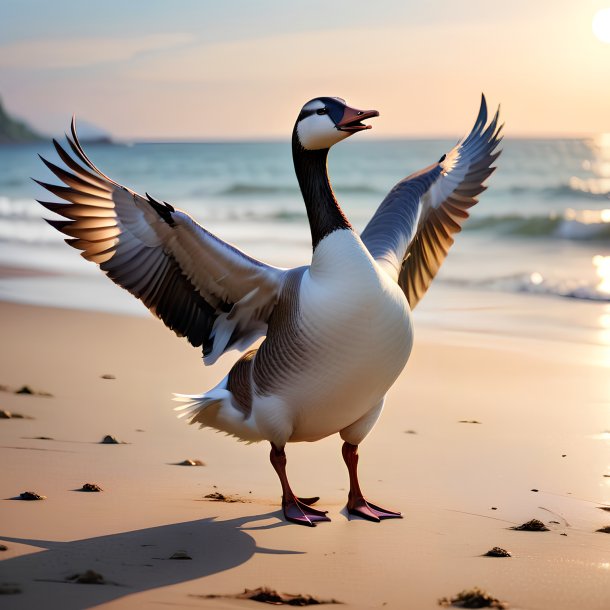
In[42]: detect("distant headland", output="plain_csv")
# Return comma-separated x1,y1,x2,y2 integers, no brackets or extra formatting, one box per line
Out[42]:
0,97,44,143
0,97,113,144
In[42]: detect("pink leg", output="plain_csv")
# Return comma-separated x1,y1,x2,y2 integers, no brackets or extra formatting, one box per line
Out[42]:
270,444,330,527
342,442,402,522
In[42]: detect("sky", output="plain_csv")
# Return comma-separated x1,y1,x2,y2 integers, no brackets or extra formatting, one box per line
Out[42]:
1,0,610,140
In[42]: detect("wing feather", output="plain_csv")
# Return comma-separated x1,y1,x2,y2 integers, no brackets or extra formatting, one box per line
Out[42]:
38,119,285,364
361,94,502,308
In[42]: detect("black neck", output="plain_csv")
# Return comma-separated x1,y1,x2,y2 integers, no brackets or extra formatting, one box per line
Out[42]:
292,129,352,250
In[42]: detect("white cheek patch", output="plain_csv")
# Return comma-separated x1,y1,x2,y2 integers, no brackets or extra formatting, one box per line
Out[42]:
297,114,350,150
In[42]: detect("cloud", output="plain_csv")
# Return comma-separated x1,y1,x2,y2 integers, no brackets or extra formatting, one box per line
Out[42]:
0,33,195,70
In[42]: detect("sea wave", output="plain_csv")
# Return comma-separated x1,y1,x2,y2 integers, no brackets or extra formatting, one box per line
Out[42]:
217,182,382,196
467,209,610,240
3,191,610,243
500,181,610,201
446,270,610,303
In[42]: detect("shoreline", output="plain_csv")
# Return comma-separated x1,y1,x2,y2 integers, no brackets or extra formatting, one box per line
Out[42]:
1,300,609,609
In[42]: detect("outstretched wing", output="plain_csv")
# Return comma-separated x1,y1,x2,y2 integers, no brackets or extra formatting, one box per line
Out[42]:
361,95,502,308
37,119,285,365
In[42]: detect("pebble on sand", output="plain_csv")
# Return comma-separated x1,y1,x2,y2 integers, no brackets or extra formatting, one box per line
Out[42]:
67,570,105,584
80,483,103,492
0,410,33,419
511,519,549,531
438,587,507,608
169,550,192,560
174,459,205,466
200,586,342,606
484,547,511,557
19,491,46,501
100,435,121,444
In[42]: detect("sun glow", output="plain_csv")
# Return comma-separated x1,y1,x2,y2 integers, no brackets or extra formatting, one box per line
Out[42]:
593,8,610,43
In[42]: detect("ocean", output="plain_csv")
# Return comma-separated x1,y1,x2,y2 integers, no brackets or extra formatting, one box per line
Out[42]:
1,136,609,361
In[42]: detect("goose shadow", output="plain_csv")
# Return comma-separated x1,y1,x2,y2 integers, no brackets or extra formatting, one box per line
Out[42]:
0,510,297,609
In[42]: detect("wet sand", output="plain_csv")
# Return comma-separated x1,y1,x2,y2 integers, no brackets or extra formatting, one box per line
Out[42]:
1,300,609,609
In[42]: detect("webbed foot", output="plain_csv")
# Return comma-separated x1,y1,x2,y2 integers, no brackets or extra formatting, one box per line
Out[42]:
283,495,330,527
346,495,402,522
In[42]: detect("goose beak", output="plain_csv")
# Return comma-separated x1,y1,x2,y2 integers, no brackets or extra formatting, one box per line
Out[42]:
336,106,379,132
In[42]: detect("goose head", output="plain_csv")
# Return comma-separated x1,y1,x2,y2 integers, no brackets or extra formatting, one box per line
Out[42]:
294,97,379,151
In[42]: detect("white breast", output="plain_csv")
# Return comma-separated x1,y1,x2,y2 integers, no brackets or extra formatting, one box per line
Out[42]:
283,230,413,441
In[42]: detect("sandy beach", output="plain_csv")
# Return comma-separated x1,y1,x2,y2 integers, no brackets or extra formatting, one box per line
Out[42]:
0,297,608,610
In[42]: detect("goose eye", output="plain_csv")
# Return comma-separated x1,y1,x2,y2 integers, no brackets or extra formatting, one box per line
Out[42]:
316,108,328,115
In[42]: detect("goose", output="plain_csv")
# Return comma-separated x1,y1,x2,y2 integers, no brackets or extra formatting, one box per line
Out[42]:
37,95,502,526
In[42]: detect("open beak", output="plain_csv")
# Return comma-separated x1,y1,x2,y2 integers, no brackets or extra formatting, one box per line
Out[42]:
336,105,379,132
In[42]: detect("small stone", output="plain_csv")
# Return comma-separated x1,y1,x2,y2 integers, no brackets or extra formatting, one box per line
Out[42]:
561,454,566,457
68,570,105,584
596,526,610,534
81,483,102,492
0,583,21,595
175,459,205,466
404,430,417,434
512,518,549,531
484,547,511,557
169,550,192,560
490,507,498,510
19,491,46,501
100,435,120,444
0,544,7,551
15,386,33,395
560,533,567,536
438,587,506,608
100,374,116,380
530,489,539,492
0,410,32,419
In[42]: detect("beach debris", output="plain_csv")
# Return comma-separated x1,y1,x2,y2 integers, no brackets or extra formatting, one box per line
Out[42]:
19,491,46,501
80,483,102,492
561,454,566,457
0,410,33,419
404,429,417,434
490,507,498,510
174,459,205,466
484,547,511,557
511,518,549,531
560,533,567,536
15,385,53,397
596,525,610,533
169,550,192,560
438,587,507,608
458,420,481,424
100,374,116,380
196,587,342,606
530,489,539,492
598,506,610,512
100,435,121,444
0,583,21,595
204,491,247,503
0,544,7,551
67,570,105,584
604,475,610,478
548,520,560,524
